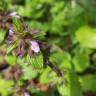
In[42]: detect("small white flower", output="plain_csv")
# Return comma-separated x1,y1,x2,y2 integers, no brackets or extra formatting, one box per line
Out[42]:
9,11,20,18
30,41,40,53
9,29,14,36
9,11,17,16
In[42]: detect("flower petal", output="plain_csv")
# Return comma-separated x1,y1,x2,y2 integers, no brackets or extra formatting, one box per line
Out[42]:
30,41,40,53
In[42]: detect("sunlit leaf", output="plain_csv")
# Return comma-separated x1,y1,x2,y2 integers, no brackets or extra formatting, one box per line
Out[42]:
23,66,38,80
58,83,69,96
60,52,72,69
5,55,17,65
0,77,14,96
58,72,83,96
39,68,51,84
72,49,89,72
76,26,96,48
26,54,43,69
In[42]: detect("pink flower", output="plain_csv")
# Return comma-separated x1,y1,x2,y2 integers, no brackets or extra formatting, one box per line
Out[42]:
30,41,40,53
24,92,30,96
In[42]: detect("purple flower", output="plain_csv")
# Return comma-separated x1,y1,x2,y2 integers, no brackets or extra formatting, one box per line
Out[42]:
30,41,40,53
31,29,39,34
24,92,30,96
6,29,15,44
16,40,25,57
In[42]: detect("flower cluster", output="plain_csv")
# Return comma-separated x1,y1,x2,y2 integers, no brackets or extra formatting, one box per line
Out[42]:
2,11,41,57
0,11,62,77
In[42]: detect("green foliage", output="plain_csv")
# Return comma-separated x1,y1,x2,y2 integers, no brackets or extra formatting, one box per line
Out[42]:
0,29,6,44
58,72,83,96
69,72,83,96
72,48,90,72
26,54,43,69
79,74,96,92
5,55,17,65
76,26,96,48
39,68,51,84
0,77,14,96
23,66,38,80
13,18,23,34
0,0,96,96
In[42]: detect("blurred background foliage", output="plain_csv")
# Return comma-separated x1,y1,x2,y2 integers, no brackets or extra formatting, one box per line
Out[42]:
0,0,96,96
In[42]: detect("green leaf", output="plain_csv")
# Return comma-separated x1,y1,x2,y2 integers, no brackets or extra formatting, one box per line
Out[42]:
76,26,96,48
28,21,45,39
13,18,24,35
79,74,96,91
0,77,14,96
60,52,72,69
58,83,69,96
69,72,83,96
50,50,64,64
23,66,38,80
58,72,83,96
39,68,51,84
72,49,89,72
26,54,43,69
0,29,6,44
5,55,17,65
7,42,18,54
